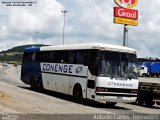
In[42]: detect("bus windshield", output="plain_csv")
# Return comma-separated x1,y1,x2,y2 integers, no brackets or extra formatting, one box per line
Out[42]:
100,51,138,79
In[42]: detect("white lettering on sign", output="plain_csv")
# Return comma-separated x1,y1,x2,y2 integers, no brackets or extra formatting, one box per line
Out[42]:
118,8,137,19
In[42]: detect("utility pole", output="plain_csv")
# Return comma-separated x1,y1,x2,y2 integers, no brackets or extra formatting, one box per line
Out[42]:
61,10,68,45
123,24,129,46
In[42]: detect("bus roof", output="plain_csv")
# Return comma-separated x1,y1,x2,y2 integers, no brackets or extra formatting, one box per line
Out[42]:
24,46,40,52
40,43,136,54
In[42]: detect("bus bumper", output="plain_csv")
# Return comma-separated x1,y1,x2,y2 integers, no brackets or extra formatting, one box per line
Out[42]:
95,95,137,103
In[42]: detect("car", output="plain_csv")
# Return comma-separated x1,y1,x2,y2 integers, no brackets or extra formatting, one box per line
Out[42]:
3,63,8,66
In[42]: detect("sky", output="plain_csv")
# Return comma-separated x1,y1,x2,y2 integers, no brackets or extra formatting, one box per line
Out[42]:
0,0,160,58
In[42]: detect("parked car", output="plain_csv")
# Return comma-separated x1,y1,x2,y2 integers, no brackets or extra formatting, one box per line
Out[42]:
3,63,8,66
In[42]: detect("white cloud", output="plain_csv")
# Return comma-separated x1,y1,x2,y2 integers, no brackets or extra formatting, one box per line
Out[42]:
0,25,8,38
0,0,64,37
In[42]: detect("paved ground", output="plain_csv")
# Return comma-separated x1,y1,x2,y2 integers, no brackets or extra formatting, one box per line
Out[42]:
0,64,160,120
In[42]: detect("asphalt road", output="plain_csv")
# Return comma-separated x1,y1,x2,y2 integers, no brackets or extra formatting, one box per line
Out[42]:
0,64,160,120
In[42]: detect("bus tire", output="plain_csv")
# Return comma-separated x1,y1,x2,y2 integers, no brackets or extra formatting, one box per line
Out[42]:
106,102,117,107
73,84,83,103
37,78,44,93
137,91,145,106
156,74,159,78
137,98,144,106
30,77,37,90
142,73,146,77
157,102,160,105
151,73,154,77
145,99,155,107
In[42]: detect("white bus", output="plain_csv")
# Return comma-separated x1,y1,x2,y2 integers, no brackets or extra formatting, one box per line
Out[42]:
21,43,138,106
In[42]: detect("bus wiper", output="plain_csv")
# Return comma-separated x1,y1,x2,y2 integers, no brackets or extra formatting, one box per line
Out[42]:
128,77,131,80
110,75,114,79
111,75,119,80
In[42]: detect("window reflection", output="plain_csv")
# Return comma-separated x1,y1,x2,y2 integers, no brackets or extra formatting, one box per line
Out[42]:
100,51,138,79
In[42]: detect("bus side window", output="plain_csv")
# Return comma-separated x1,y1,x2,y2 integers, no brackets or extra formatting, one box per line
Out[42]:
64,51,76,64
35,52,41,62
23,52,33,62
28,53,32,61
40,51,54,63
31,53,36,62
45,52,50,62
46,52,54,63
23,52,28,61
40,52,46,62
49,51,55,63
55,51,64,63
88,50,99,75
76,50,87,64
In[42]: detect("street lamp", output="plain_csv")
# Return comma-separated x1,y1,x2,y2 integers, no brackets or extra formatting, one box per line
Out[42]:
61,10,68,45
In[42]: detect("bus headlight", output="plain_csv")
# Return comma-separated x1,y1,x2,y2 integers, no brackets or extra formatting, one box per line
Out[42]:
96,87,104,92
96,87,108,92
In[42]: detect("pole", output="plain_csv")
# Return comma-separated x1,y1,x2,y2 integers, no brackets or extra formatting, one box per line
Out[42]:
123,24,129,46
61,10,68,45
63,12,65,45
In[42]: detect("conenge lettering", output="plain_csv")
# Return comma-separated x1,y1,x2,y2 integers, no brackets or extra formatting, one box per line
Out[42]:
42,63,73,74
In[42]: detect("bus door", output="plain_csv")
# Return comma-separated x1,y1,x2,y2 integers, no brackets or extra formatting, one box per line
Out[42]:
86,50,99,100
87,72,96,100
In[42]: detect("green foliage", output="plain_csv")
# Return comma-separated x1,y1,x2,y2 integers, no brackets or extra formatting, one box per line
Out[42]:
0,44,46,64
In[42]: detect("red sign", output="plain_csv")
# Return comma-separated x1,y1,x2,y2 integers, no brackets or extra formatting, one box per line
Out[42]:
114,0,138,9
114,7,138,20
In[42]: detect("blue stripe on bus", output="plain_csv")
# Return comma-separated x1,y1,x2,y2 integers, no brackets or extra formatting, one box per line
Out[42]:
24,47,41,52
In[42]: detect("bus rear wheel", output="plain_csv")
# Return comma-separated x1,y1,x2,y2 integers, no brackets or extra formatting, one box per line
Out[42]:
30,77,37,90
73,84,83,103
106,102,117,107
37,78,44,93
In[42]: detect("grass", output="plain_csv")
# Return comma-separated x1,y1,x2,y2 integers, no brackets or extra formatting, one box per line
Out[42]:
0,52,23,65
5,52,23,56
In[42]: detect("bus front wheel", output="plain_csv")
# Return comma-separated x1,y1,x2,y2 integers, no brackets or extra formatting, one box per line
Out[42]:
145,99,155,107
73,84,83,103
